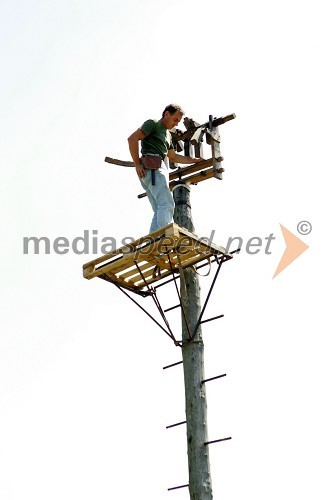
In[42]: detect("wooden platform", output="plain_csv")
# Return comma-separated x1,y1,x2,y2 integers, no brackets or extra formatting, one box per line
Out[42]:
83,223,232,293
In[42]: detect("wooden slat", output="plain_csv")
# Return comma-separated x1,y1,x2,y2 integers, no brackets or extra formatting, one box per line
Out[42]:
124,244,215,287
116,261,153,281
132,253,211,288
170,168,215,187
83,223,178,273
169,159,214,180
122,237,215,280
98,235,179,277
126,267,170,288
118,254,169,282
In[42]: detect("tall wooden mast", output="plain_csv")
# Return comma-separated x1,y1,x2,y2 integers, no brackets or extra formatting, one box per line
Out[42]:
173,180,213,499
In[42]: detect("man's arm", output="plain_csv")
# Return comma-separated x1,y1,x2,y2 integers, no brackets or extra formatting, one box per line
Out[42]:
128,129,147,178
167,149,204,165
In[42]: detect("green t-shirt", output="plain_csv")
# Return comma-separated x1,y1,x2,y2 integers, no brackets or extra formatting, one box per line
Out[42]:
140,119,174,158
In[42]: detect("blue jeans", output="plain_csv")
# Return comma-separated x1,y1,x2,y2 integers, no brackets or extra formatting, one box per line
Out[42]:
140,169,175,233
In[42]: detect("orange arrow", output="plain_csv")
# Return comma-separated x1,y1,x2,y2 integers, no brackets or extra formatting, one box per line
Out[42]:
273,224,309,279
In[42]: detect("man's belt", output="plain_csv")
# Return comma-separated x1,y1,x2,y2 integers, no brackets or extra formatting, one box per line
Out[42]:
140,154,162,170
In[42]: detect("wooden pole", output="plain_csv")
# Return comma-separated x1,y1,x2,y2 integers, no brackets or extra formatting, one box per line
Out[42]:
173,145,213,499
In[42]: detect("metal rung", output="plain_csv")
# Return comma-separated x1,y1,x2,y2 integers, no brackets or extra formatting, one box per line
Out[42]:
204,437,232,445
164,304,181,313
201,373,226,384
166,420,186,429
200,314,224,324
163,360,183,370
168,484,189,491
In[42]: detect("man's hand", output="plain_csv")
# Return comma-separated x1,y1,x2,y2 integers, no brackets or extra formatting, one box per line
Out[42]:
128,128,147,178
136,164,146,179
168,149,205,165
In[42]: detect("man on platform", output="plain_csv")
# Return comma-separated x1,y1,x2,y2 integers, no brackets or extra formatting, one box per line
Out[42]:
128,104,203,233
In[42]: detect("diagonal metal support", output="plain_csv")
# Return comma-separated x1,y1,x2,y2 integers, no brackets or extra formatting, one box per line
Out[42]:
166,252,193,341
133,260,179,345
134,260,181,346
110,280,176,343
191,255,228,340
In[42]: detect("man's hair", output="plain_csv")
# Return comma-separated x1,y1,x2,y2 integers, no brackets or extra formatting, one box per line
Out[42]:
162,104,184,118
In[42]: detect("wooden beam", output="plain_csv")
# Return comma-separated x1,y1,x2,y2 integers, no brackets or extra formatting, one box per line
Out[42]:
171,168,215,187
105,157,134,167
169,159,214,180
82,223,178,273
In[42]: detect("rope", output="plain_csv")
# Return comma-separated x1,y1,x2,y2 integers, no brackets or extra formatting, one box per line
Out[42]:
191,256,212,277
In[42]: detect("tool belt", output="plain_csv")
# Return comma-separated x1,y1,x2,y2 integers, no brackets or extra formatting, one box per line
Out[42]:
140,155,162,170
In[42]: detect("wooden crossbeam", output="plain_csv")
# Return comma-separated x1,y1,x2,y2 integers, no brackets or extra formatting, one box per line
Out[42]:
138,163,224,199
104,157,134,167
104,156,217,177
104,156,224,198
169,159,219,180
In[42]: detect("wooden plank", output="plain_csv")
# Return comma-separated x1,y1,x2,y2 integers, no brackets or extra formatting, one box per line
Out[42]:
124,249,182,287
126,266,170,288
103,235,179,276
105,157,134,167
123,255,176,286
115,251,171,280
132,253,210,288
104,157,214,179
83,223,177,273
85,235,181,280
170,168,215,188
117,260,157,281
175,227,228,255
169,158,213,180
125,243,215,288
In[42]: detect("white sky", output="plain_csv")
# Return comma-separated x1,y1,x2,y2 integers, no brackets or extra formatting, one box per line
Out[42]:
1,0,332,498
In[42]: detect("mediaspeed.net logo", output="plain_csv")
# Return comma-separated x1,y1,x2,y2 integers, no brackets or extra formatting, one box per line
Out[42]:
22,220,311,279
272,221,311,278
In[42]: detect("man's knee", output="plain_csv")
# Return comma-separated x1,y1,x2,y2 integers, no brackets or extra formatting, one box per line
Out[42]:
160,197,174,211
